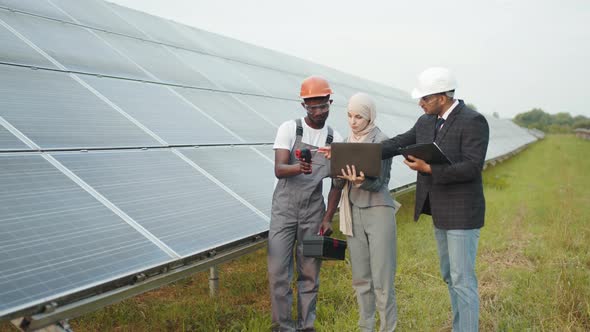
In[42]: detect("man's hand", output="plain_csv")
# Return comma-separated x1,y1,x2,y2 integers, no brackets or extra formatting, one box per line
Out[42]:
318,220,333,237
317,146,332,159
337,164,365,186
299,159,312,174
403,155,432,174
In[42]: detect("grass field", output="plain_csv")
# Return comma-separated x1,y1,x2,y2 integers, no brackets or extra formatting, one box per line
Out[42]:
3,135,589,331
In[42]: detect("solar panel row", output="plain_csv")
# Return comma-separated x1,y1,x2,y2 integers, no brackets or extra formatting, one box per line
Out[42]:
0,146,274,317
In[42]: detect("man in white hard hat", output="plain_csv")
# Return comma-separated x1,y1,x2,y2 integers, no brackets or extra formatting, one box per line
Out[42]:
381,67,489,331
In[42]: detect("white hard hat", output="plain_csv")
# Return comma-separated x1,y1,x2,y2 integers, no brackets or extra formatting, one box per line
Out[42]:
411,67,457,99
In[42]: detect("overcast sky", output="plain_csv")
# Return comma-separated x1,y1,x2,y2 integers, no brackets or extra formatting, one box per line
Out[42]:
110,0,589,118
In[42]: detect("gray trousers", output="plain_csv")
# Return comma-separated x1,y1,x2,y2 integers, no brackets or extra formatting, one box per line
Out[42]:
268,213,322,331
348,205,397,332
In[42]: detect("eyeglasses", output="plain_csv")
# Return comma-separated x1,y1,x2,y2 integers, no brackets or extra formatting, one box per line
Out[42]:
420,94,440,104
302,102,331,112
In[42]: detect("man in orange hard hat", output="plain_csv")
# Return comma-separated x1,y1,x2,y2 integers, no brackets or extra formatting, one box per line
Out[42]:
268,76,343,331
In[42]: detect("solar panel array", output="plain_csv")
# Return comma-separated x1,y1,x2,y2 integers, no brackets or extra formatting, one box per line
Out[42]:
0,0,537,322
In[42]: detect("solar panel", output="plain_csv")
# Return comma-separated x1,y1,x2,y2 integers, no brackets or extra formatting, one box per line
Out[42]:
106,2,207,52
375,95,420,119
172,48,269,96
330,83,359,105
180,146,275,217
260,146,276,162
166,22,231,58
368,81,410,101
232,63,302,100
0,154,172,317
325,108,351,135
0,64,161,149
177,88,278,143
376,113,418,138
0,9,150,80
81,75,241,145
389,157,416,188
0,12,58,69
98,30,215,88
53,150,269,257
0,0,72,22
0,125,29,151
234,94,304,128
238,44,310,76
167,20,296,77
157,17,285,71
50,0,145,39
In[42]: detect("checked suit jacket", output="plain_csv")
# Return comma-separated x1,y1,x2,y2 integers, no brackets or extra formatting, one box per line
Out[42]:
382,100,490,229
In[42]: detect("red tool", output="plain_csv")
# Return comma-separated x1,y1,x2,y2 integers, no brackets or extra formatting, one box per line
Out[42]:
295,148,312,163
295,148,313,174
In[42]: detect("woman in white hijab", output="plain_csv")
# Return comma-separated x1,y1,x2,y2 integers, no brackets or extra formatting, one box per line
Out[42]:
333,92,399,332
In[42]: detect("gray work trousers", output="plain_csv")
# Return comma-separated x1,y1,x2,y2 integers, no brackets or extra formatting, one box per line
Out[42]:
268,213,322,331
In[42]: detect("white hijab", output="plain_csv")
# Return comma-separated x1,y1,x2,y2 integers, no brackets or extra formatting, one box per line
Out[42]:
340,93,377,237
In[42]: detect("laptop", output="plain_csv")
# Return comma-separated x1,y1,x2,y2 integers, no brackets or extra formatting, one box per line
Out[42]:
330,142,382,178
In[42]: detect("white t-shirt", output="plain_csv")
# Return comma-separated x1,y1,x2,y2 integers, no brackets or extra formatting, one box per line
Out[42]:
273,118,343,150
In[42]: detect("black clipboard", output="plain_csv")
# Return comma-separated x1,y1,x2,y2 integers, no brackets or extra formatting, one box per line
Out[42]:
399,142,452,165
330,142,382,177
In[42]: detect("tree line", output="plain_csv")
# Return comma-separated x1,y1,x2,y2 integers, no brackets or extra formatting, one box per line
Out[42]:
513,108,590,133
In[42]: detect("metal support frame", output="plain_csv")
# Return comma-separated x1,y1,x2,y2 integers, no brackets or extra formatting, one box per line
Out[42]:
11,318,73,332
209,266,219,298
11,235,267,332
390,183,416,196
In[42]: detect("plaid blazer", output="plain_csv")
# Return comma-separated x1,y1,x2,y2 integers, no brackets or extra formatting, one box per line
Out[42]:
382,100,489,229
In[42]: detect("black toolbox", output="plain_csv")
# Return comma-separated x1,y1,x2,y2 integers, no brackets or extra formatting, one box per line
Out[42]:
302,235,347,260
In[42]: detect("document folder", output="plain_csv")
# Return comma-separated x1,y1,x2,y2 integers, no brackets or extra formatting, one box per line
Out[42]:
398,142,452,165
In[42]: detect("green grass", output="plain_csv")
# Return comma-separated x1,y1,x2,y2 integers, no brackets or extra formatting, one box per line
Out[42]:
2,135,589,331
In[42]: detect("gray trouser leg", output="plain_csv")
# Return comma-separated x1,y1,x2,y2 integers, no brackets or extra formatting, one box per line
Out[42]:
348,205,397,332
268,219,297,331
348,220,376,332
295,217,322,331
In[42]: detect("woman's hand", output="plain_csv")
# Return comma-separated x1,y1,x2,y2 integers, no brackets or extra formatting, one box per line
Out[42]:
317,146,332,159
337,164,365,186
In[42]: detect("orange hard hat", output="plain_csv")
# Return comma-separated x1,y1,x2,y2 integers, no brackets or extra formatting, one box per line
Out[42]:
300,76,333,99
